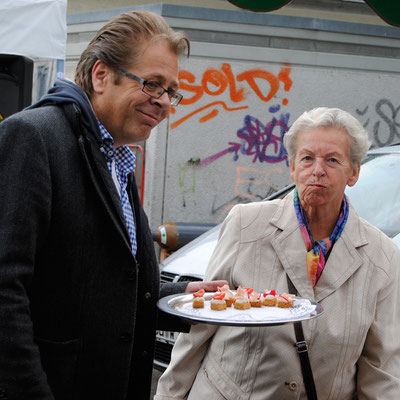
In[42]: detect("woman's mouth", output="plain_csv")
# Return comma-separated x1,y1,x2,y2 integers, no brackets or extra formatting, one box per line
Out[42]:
308,183,326,189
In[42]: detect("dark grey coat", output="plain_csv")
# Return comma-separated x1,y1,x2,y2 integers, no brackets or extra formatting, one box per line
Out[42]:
0,103,186,400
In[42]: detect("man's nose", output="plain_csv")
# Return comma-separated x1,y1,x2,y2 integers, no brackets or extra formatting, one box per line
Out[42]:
151,91,171,110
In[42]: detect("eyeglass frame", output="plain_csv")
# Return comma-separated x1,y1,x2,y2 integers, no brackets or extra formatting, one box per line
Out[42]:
118,69,183,107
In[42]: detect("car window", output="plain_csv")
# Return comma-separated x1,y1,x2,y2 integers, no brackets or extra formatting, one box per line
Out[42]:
345,153,400,237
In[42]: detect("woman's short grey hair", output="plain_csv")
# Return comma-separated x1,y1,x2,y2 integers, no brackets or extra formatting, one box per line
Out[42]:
283,107,372,167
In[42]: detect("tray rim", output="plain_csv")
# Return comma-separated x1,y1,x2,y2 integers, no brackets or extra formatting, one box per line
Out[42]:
157,292,324,327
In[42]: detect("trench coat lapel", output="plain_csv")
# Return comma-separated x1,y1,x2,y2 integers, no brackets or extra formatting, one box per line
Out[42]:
270,191,316,301
271,193,368,303
313,202,367,303
272,225,316,301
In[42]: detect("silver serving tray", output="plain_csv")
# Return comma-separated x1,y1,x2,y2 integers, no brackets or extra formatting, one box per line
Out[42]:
157,292,324,327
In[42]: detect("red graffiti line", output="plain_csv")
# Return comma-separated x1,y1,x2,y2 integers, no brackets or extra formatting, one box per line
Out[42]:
170,101,248,129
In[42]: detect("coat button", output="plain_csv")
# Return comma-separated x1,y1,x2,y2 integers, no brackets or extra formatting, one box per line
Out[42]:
144,292,151,300
288,381,298,391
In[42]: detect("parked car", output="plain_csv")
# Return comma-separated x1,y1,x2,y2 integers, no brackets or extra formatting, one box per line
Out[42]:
154,144,400,370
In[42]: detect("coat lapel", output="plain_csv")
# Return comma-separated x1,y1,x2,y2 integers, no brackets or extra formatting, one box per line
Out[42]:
78,133,133,253
270,191,316,301
270,192,368,303
313,201,368,302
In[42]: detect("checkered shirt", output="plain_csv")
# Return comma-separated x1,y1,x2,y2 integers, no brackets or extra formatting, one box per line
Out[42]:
97,121,137,256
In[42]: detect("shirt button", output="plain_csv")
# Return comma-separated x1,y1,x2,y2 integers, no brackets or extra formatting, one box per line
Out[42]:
144,292,151,300
288,381,298,391
108,150,114,157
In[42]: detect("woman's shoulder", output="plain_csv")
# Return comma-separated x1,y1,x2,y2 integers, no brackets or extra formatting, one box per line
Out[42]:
226,197,287,236
357,216,400,274
233,197,282,216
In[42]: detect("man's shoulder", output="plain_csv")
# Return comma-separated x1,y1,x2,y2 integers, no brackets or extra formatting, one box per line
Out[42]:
0,105,78,156
2,105,66,132
21,105,66,124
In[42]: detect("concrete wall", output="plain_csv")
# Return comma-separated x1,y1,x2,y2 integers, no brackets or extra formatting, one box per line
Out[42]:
66,4,400,229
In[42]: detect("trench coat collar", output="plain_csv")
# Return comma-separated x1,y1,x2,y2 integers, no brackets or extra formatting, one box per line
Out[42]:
270,190,368,302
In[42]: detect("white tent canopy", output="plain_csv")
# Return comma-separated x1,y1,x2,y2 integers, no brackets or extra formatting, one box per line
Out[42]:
0,0,67,59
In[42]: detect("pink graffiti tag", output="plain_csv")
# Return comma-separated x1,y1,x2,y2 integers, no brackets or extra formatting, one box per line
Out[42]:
200,113,290,166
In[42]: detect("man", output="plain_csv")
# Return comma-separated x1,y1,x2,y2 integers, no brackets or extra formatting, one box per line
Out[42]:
0,10,225,400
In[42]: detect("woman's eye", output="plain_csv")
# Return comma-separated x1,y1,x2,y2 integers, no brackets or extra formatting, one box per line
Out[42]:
328,158,337,163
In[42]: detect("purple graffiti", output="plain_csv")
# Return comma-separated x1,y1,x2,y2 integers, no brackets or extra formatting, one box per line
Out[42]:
200,142,241,167
200,114,290,166
234,114,289,163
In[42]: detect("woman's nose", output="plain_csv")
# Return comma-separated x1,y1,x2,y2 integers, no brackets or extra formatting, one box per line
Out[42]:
312,158,325,177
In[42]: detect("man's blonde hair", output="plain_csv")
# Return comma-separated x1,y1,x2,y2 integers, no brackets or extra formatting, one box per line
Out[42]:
75,10,190,97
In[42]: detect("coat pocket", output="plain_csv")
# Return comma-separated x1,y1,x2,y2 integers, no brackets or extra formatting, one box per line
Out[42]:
188,357,250,400
35,337,81,400
188,366,228,400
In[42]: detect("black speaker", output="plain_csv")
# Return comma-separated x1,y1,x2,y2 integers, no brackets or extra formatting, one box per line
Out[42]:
0,54,34,122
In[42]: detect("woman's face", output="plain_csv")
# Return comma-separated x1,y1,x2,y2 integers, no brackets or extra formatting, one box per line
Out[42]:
290,127,360,212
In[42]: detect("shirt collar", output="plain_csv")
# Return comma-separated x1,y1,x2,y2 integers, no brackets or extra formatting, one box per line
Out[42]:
96,120,136,174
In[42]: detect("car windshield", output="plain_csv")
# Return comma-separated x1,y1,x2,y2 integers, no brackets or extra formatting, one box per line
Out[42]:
345,153,400,237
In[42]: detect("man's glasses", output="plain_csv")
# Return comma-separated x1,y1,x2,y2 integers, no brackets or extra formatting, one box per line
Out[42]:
119,69,183,107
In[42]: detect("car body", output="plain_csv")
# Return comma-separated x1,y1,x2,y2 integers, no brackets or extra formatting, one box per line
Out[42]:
154,144,400,370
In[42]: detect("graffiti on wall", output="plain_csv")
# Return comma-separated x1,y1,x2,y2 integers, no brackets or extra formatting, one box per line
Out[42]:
211,166,285,222
178,161,285,221
174,62,293,167
171,62,292,128
174,62,293,219
356,99,400,146
200,111,290,167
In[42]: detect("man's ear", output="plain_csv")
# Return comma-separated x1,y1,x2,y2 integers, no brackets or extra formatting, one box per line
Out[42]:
92,60,112,94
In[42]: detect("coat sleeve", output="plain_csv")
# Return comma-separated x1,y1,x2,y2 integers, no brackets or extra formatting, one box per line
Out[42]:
356,244,400,399
0,114,55,399
154,205,242,399
157,281,190,333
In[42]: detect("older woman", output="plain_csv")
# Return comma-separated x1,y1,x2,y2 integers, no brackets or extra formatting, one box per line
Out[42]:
155,108,400,399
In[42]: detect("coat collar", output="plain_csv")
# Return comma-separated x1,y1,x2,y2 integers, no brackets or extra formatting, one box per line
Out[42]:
270,190,368,302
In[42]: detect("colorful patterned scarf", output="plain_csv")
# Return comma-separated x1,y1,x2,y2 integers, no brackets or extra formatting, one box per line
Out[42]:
293,187,349,288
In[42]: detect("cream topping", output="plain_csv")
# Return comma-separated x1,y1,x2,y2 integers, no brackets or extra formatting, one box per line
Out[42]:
211,299,226,304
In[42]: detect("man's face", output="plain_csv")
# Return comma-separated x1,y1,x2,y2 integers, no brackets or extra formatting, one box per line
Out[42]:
91,40,179,147
289,127,360,212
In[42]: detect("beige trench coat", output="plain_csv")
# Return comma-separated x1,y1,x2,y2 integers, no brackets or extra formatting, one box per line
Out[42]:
155,191,400,400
